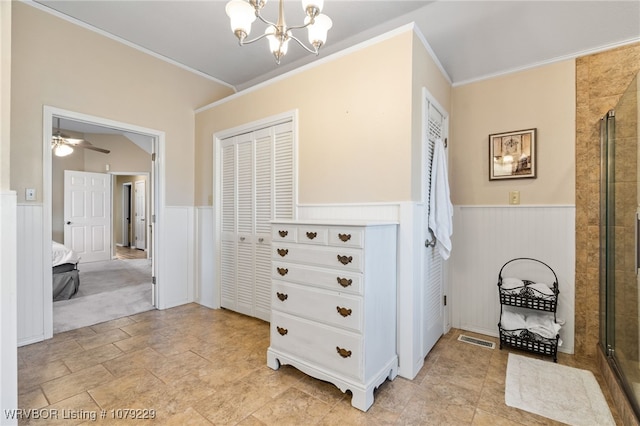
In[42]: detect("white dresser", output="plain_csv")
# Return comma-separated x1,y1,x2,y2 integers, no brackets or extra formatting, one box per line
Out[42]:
267,220,398,411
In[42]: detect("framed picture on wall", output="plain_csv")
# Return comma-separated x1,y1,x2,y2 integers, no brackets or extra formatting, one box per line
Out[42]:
489,128,537,180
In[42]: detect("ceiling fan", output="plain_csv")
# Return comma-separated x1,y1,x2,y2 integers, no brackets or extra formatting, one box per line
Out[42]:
51,117,111,157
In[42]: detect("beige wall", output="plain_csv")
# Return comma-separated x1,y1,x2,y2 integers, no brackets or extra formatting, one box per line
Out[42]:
51,134,151,242
1,1,11,191
10,2,233,205
196,30,417,206
450,60,576,205
411,32,452,200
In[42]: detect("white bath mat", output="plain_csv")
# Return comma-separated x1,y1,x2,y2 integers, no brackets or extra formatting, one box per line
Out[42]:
505,353,615,426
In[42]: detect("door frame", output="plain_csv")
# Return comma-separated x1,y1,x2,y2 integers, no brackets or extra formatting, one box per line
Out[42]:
112,174,149,257
43,106,165,338
122,182,132,247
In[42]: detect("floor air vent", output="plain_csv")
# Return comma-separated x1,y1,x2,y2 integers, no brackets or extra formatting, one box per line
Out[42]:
457,334,496,349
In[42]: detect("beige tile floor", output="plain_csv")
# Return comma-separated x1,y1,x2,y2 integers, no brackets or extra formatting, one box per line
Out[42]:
17,303,622,425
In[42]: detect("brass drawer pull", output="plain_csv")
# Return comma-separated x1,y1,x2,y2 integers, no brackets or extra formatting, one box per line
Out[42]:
336,347,352,358
336,306,352,317
277,267,288,276
277,248,289,257
306,231,317,240
338,233,351,242
277,326,288,336
277,292,288,302
337,277,353,288
337,255,353,265
278,230,288,238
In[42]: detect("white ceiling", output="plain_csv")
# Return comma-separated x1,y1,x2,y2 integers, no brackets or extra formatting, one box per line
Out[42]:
33,0,640,92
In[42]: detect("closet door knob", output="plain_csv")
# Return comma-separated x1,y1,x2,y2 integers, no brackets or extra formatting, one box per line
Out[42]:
239,236,246,242
258,237,264,243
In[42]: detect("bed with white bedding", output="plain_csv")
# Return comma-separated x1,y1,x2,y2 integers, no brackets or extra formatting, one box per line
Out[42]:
52,241,80,301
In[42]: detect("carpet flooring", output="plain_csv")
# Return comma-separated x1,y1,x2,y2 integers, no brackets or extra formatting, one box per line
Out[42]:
505,353,615,426
53,258,154,334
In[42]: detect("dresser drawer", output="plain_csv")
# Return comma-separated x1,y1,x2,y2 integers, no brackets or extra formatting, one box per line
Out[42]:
270,311,363,381
272,225,297,243
328,227,364,248
273,243,363,272
272,262,363,295
297,225,328,245
272,281,363,332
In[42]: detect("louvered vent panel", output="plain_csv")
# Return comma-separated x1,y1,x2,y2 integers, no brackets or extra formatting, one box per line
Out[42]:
254,243,272,317
237,142,254,234
274,126,294,220
221,143,235,233
220,240,236,308
236,241,254,310
255,134,273,234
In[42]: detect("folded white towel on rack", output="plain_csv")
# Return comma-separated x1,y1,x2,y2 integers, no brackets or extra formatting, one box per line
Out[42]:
502,277,524,289
526,312,561,339
527,282,555,296
501,310,527,330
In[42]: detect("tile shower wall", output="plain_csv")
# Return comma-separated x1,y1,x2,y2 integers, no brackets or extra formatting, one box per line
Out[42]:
575,43,640,359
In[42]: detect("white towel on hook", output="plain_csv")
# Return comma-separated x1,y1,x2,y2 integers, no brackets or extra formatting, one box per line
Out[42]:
428,138,454,260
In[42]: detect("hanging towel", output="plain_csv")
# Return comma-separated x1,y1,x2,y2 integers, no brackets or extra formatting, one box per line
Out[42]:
428,138,454,260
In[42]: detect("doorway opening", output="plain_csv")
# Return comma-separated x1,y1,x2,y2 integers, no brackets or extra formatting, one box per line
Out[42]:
44,106,164,337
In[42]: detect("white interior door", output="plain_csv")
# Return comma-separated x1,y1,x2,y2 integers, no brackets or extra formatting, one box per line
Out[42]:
122,183,131,247
64,170,112,263
134,180,146,250
421,95,447,357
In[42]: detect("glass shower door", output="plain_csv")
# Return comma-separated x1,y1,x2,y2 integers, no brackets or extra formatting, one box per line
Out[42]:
600,74,640,416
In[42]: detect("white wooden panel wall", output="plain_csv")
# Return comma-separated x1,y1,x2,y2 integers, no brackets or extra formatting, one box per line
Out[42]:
16,204,46,346
1,192,18,420
158,206,195,309
450,205,575,353
196,207,216,309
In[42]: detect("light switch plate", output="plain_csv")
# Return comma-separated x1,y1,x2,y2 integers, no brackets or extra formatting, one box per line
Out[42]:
25,188,36,201
509,190,520,205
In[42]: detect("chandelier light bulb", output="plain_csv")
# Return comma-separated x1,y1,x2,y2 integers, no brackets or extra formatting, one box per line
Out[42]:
226,0,257,40
306,13,332,48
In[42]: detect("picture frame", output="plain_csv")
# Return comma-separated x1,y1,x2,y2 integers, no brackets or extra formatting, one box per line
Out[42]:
489,128,537,180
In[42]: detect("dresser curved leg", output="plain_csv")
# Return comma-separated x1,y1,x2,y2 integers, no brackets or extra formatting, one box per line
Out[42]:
350,388,374,412
266,349,280,371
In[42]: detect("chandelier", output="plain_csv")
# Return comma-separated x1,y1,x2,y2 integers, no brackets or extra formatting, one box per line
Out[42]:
225,0,332,64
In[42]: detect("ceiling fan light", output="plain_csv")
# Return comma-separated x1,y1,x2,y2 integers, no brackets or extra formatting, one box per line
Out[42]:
306,14,332,48
226,0,256,39
54,143,74,157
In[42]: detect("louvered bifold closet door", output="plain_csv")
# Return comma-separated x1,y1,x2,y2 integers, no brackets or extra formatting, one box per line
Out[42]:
220,138,238,311
219,119,295,321
254,128,274,321
422,99,447,357
235,134,255,317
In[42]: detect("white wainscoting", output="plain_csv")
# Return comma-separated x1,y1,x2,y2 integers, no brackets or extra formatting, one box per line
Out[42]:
196,206,217,309
450,205,575,354
158,206,195,309
16,204,46,346
1,192,18,420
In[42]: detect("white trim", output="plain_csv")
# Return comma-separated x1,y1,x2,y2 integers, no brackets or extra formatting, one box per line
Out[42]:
457,204,576,208
42,106,166,339
453,36,640,88
196,23,416,113
1,192,17,421
23,0,235,91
